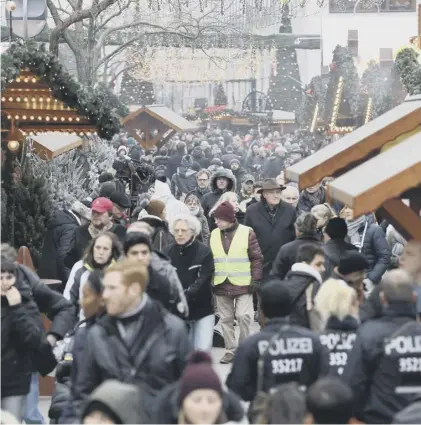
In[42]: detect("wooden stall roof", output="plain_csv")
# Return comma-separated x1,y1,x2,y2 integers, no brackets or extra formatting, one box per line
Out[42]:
327,132,421,217
123,105,198,132
285,95,421,189
31,133,82,160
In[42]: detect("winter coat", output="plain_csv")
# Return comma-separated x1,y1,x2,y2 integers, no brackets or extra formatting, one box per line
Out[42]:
232,168,247,188
189,186,211,202
271,234,321,280
65,223,126,270
171,167,198,200
297,187,326,214
319,315,359,377
201,168,236,222
152,381,246,424
164,239,215,320
39,210,80,284
212,222,263,298
195,210,210,245
150,219,176,252
72,296,191,421
226,317,329,402
261,156,285,178
1,282,43,398
322,239,357,279
387,225,406,269
283,263,322,329
17,265,75,339
245,201,296,281
393,394,421,424
357,223,391,284
166,153,184,179
343,303,421,424
150,251,189,319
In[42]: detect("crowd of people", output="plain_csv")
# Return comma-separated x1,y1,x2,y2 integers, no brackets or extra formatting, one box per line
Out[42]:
1,127,421,425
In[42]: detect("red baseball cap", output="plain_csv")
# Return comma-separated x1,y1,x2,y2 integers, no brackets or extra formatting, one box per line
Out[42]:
91,197,113,214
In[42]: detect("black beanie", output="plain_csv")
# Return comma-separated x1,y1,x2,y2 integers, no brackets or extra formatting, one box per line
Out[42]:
123,232,152,255
338,252,369,276
325,218,348,239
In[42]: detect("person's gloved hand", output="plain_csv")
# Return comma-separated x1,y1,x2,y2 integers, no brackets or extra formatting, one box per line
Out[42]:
363,278,374,297
248,281,260,294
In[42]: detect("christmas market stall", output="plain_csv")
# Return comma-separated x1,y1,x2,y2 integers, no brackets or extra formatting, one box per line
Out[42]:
286,94,421,240
123,104,198,149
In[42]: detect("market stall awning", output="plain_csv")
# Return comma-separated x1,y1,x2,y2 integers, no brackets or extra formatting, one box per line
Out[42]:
31,133,82,160
327,133,421,217
123,104,197,149
285,96,421,189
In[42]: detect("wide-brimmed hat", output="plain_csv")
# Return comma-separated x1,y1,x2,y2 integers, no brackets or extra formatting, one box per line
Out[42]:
257,178,286,193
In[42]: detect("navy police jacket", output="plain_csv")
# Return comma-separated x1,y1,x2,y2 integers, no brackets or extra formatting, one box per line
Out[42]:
343,303,421,424
319,315,359,377
226,317,329,402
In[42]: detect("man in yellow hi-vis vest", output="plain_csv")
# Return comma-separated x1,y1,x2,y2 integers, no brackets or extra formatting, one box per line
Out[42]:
210,201,263,364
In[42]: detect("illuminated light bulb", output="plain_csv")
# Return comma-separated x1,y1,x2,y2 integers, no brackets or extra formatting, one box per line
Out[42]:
31,97,36,102
60,117,65,122
68,117,73,122
24,97,28,102
46,116,50,121
54,99,58,103
32,78,36,83
22,115,27,120
53,117,58,121
7,140,20,152
14,115,19,119
16,97,21,102
38,116,42,120
80,132,84,135
1,97,5,102
15,77,20,82
39,97,44,102
8,97,13,101
7,115,11,119
46,98,51,102
76,117,80,122
24,78,28,83
87,132,92,136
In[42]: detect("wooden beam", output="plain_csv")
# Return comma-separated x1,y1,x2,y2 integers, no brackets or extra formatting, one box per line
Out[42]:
379,198,421,241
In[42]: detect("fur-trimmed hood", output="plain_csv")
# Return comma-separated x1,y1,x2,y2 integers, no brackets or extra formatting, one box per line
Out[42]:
210,167,236,192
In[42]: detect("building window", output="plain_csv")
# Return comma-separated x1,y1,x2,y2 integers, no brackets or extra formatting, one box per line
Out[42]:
329,0,415,13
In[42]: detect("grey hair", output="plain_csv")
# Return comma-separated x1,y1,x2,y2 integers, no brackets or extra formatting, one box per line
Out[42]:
170,213,201,237
1,243,17,262
382,269,415,303
295,212,318,235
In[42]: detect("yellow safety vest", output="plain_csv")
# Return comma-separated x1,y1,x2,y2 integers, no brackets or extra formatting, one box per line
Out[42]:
210,224,252,286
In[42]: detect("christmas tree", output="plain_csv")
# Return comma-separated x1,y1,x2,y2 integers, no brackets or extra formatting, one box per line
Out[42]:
214,83,228,105
267,4,302,112
1,152,51,268
120,72,155,106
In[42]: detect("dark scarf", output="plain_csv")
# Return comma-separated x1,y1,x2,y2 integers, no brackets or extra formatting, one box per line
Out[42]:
301,188,325,209
263,200,279,224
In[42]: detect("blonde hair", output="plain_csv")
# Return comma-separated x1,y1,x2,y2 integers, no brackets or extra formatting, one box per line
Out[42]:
311,204,336,229
210,191,238,216
314,279,358,328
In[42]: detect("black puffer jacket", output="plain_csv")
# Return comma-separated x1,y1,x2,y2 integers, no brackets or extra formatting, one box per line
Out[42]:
322,239,357,279
1,281,43,397
201,168,236,221
17,265,75,339
39,210,79,284
152,381,246,424
73,296,191,421
271,234,321,280
358,223,391,283
164,239,214,321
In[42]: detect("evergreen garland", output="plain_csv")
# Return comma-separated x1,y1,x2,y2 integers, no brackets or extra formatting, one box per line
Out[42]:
324,45,360,124
1,41,124,139
395,48,421,95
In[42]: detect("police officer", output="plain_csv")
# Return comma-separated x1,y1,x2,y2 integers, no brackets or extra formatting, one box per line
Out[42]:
226,281,329,402
318,280,359,376
343,269,421,424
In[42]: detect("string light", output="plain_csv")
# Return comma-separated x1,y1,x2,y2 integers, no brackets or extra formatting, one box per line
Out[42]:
1,97,5,102
46,116,50,121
